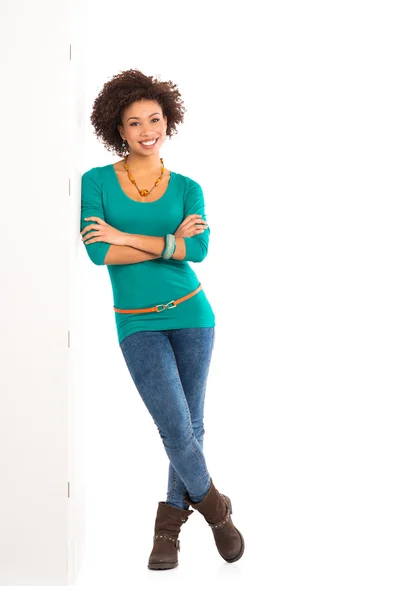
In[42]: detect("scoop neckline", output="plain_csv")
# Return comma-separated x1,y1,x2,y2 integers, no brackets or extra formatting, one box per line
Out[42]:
109,164,174,205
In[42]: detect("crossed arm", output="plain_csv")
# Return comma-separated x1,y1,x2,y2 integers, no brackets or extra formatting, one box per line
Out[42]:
104,234,186,265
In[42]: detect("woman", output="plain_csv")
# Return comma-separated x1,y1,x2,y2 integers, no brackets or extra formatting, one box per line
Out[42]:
80,69,244,570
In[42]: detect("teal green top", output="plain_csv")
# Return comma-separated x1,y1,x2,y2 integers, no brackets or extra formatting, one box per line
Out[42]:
80,165,216,344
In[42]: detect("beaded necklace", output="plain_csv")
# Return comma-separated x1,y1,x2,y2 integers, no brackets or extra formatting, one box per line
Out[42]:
122,155,165,197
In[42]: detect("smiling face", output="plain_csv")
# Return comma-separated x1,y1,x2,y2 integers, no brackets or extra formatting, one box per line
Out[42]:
118,99,168,157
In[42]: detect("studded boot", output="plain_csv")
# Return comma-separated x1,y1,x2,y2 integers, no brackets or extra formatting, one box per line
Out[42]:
185,477,245,563
147,501,194,570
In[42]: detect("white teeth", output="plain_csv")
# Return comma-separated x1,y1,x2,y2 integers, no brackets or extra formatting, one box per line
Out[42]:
141,138,157,146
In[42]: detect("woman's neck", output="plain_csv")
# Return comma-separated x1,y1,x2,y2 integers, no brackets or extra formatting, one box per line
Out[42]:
124,153,163,175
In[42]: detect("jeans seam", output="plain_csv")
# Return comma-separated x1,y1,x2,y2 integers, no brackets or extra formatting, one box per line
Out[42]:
169,347,208,473
169,468,177,503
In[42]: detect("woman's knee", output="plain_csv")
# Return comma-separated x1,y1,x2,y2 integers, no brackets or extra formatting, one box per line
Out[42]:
159,425,195,451
192,424,205,443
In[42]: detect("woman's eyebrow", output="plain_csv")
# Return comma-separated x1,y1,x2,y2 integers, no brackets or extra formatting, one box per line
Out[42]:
127,112,161,121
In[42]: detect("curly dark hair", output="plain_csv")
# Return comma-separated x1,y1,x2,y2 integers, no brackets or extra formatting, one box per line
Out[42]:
90,69,187,157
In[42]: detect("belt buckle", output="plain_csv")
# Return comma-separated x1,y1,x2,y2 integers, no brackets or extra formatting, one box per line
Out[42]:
156,300,176,312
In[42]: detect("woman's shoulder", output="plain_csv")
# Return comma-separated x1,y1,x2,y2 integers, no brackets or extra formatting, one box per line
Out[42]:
172,170,202,189
82,165,115,189
82,165,103,178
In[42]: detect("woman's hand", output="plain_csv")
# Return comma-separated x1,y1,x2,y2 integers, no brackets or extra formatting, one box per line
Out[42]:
174,214,208,238
81,216,127,246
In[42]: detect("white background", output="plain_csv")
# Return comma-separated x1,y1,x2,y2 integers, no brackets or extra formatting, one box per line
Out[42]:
4,0,398,597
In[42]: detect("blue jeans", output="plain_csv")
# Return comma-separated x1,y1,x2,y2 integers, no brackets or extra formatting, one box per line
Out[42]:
119,326,215,510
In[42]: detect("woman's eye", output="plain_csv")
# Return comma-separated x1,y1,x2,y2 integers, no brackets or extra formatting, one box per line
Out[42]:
130,118,160,127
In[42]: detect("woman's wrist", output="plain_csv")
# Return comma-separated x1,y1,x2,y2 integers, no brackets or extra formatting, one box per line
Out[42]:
122,233,137,247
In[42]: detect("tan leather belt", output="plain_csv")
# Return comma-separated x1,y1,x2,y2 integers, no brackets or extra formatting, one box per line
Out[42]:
113,283,202,314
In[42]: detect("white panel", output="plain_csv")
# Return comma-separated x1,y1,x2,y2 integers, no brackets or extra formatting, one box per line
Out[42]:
0,0,84,585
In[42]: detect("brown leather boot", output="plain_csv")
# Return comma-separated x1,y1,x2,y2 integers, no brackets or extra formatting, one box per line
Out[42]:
185,478,244,563
147,501,194,570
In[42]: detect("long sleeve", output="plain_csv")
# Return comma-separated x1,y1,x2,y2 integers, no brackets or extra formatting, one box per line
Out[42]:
80,168,112,266
182,179,210,263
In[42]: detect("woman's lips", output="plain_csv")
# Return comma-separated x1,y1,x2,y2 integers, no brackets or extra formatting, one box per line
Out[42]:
139,137,159,149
